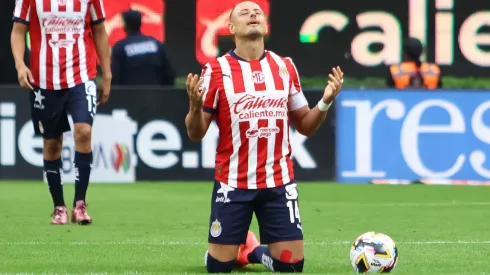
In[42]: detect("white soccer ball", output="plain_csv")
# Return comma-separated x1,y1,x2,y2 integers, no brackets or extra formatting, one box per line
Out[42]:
349,231,398,273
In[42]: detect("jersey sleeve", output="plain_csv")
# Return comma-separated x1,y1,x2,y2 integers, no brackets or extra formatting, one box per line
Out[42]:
200,62,220,114
90,0,106,25
285,57,308,111
12,0,31,25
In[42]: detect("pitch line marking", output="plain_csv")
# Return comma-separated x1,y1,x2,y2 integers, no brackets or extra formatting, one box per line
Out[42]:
310,202,490,207
2,240,489,246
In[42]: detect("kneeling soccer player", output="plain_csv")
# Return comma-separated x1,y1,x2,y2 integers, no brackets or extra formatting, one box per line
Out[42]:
184,1,344,273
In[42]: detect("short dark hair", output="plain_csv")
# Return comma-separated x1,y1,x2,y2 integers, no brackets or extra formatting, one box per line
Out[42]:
122,9,142,31
403,37,423,61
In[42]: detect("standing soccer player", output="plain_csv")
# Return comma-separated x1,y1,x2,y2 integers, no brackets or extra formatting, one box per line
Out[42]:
11,0,112,225
185,1,343,273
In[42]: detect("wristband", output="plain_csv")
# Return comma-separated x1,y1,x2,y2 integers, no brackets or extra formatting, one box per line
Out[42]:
317,100,332,112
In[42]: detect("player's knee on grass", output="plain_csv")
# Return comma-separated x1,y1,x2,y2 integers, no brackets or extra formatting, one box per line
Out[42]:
269,241,304,263
250,246,304,273
271,258,304,273
272,247,304,273
43,136,63,160
207,243,239,262
205,251,235,273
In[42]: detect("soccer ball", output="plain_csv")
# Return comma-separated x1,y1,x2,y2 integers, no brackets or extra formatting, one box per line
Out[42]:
349,232,398,273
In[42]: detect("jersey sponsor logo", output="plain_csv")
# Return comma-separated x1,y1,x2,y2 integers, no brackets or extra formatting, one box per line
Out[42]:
252,71,265,84
233,94,288,120
246,127,280,138
48,39,76,48
42,15,85,34
246,128,259,138
233,94,287,113
238,109,287,120
234,94,288,120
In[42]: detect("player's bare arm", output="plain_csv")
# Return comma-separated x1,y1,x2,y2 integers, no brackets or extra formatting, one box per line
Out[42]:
91,22,112,106
11,22,34,91
289,66,344,136
185,74,213,141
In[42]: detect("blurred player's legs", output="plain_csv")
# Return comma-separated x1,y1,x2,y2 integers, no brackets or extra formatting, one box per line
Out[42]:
43,135,68,225
30,80,97,225
31,88,70,225
68,80,98,225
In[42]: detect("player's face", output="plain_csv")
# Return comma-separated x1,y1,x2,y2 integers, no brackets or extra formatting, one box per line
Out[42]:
229,2,267,39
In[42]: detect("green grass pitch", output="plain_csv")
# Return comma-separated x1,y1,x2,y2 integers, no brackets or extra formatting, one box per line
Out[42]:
0,181,489,274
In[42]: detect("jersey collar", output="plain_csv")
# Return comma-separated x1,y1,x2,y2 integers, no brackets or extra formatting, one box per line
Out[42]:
228,50,267,61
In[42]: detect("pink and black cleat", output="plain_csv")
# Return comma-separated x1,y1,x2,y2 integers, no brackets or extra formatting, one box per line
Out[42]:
51,206,68,225
71,200,92,225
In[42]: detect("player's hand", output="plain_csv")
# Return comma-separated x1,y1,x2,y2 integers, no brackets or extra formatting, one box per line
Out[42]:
322,66,344,104
97,74,112,107
186,73,204,112
16,64,34,91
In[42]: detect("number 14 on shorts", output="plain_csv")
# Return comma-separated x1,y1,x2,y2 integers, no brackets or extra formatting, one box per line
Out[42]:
285,184,301,225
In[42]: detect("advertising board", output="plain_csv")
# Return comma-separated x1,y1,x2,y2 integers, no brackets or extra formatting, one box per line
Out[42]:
0,87,336,182
336,89,490,183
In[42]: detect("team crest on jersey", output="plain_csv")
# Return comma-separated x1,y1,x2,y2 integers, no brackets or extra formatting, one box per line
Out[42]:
279,66,289,79
252,71,265,84
210,219,222,237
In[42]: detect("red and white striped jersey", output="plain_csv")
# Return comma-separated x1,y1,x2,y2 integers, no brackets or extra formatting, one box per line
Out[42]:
201,50,309,189
13,0,106,90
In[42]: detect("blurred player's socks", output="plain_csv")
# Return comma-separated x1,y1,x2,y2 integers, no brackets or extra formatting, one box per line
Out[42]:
44,158,65,207
205,251,235,273
248,246,304,272
73,151,93,206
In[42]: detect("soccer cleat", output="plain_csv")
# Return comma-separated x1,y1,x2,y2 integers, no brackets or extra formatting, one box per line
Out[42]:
236,231,260,268
51,206,68,225
71,200,92,225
